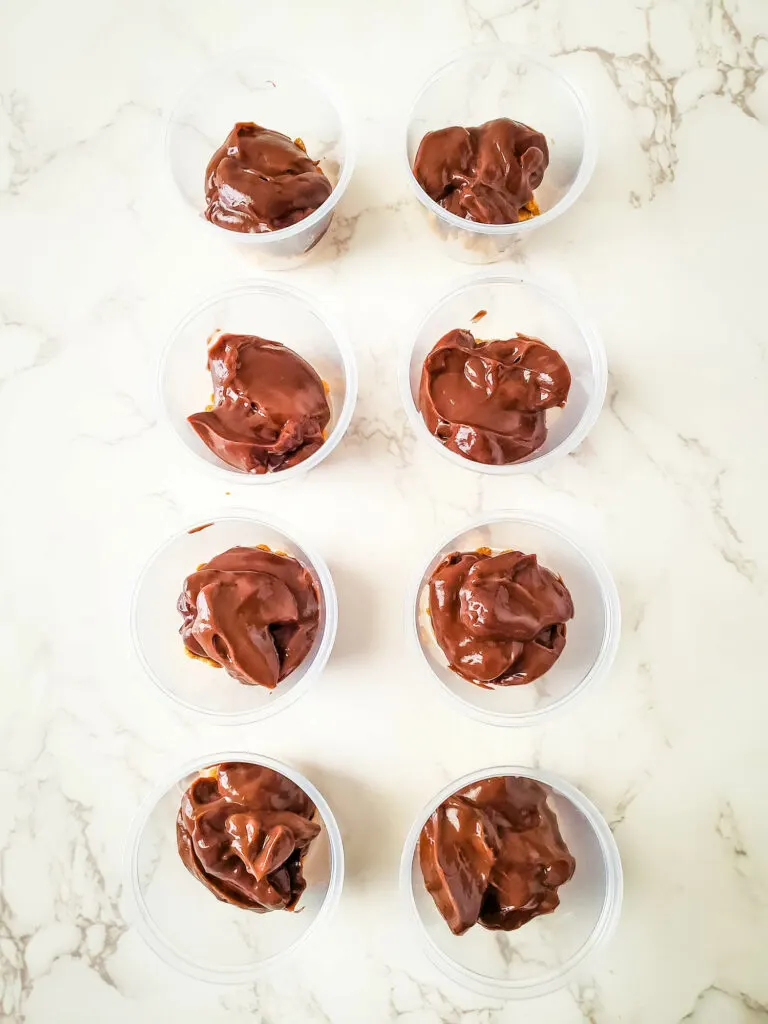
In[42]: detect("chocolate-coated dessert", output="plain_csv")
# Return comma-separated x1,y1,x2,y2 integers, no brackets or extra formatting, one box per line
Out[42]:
419,776,575,935
428,549,573,686
177,762,321,912
188,333,331,474
413,117,548,224
205,122,333,233
419,328,571,465
178,545,320,688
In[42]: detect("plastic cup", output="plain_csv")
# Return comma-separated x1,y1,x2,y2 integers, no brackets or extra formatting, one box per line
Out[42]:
400,273,606,475
126,751,344,983
166,53,354,268
409,511,620,727
405,46,596,263
400,764,622,999
130,513,337,724
159,280,357,484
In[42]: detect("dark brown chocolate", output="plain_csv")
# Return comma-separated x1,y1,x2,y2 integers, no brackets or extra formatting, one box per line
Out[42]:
188,333,331,475
413,117,548,224
428,549,573,686
205,122,332,233
419,776,575,936
177,762,321,912
419,328,571,465
178,545,320,688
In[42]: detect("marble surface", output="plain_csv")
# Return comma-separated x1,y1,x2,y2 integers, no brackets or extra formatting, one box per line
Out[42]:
1,0,767,1020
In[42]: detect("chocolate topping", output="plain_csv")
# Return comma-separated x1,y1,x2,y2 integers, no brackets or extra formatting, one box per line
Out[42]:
428,549,574,686
413,117,549,224
178,545,320,688
177,762,321,912
419,328,571,465
188,333,331,475
205,122,333,233
419,776,575,936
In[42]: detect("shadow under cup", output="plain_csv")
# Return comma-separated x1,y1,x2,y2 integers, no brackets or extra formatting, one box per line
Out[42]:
128,753,343,983
412,513,620,725
401,766,622,1000
131,516,336,722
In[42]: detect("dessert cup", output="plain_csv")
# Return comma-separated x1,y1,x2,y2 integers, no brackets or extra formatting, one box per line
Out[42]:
126,751,344,982
405,46,595,262
409,510,620,726
131,513,337,723
400,273,606,475
167,53,354,268
400,764,622,999
160,280,357,484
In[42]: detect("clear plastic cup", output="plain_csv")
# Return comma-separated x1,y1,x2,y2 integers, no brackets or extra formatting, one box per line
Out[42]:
126,751,344,983
130,513,337,724
400,273,606,475
400,764,622,999
405,46,596,263
166,53,354,268
159,280,357,484
409,511,620,727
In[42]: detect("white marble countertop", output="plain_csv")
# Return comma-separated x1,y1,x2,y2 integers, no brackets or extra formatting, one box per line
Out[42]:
2,0,767,1021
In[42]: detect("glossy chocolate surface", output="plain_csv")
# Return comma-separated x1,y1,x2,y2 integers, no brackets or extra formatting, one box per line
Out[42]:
428,549,573,686
413,117,548,224
419,775,575,935
178,545,320,688
205,122,332,233
188,333,331,475
177,762,321,912
419,328,571,465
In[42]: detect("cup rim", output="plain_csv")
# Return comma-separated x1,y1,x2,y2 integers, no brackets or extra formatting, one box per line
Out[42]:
403,44,597,237
399,763,623,1000
125,750,345,984
398,271,607,475
407,509,621,727
164,50,356,245
129,510,338,724
158,278,358,484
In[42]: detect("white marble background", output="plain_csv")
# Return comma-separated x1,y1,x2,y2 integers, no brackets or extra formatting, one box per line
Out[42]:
1,0,767,1020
